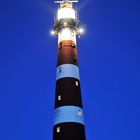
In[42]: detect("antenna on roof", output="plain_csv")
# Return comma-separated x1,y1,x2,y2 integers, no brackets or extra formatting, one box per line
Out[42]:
54,0,78,3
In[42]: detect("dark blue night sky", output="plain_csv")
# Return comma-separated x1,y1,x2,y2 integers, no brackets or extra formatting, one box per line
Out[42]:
0,0,140,140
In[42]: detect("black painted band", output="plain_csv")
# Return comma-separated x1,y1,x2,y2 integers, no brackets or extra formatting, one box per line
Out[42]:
55,78,83,108
53,122,86,140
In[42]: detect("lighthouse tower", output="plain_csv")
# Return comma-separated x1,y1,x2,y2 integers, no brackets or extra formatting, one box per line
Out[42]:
52,0,86,140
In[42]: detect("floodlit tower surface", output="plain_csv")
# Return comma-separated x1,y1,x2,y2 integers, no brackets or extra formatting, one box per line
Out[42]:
52,0,86,140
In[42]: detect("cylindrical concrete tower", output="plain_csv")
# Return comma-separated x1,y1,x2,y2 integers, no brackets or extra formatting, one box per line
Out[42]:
52,1,86,140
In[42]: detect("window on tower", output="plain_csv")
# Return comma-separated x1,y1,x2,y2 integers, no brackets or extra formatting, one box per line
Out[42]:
56,127,60,133
58,95,61,101
73,55,77,63
59,67,62,73
77,110,82,116
75,81,79,86
59,42,62,50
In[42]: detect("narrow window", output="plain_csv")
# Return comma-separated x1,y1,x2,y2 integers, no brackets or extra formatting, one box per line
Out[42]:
59,46,62,50
58,95,61,101
73,57,77,63
73,54,77,63
72,43,74,47
75,81,79,86
59,43,62,50
56,127,60,133
59,67,62,73
77,110,82,116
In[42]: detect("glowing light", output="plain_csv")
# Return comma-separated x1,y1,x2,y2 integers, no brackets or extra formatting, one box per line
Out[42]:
57,7,76,20
51,30,55,35
79,28,84,34
64,22,67,26
58,28,76,43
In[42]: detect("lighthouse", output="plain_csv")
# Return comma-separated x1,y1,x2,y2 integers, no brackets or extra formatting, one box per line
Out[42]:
52,0,86,140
